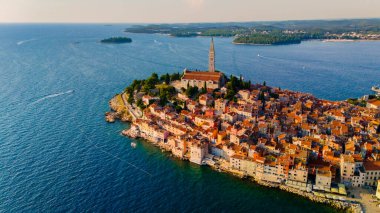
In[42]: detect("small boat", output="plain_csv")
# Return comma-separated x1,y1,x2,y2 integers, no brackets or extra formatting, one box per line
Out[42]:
131,142,137,148
372,85,380,94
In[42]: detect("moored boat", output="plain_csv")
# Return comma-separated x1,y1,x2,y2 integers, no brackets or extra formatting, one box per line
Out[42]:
131,142,137,148
372,85,380,94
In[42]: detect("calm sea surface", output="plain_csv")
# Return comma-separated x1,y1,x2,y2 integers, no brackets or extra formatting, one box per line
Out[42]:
1,24,379,212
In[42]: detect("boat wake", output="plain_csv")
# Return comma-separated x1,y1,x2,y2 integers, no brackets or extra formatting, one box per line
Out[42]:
31,90,74,104
168,43,177,54
154,40,162,45
258,54,307,64
257,53,309,70
17,39,36,46
257,54,285,61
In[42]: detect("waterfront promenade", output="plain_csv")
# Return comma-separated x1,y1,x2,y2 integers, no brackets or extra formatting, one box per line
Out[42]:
121,93,142,120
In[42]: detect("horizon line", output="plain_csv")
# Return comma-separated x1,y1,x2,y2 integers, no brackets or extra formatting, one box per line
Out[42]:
1,17,380,25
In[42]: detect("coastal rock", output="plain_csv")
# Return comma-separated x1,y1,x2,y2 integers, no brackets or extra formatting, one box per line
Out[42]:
105,112,116,123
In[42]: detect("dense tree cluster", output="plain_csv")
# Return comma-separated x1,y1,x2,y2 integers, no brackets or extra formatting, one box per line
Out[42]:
225,75,251,100
233,31,364,45
158,86,176,106
185,86,199,98
100,37,132,43
124,72,181,104
234,33,300,45
347,98,367,107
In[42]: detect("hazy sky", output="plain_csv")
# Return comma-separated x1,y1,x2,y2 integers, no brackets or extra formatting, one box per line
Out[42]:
1,0,379,23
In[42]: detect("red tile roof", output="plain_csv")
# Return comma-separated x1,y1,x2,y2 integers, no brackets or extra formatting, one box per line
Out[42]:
364,161,380,171
368,99,380,107
182,71,222,82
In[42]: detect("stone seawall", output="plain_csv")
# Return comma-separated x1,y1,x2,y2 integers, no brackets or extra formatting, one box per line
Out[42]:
279,185,362,213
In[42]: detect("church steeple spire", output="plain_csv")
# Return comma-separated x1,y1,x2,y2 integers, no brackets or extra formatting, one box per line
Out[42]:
209,38,215,72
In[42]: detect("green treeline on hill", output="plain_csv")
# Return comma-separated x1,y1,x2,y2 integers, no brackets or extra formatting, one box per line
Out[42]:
234,33,302,45
125,19,380,45
233,32,328,45
101,37,132,43
124,72,181,107
123,71,255,109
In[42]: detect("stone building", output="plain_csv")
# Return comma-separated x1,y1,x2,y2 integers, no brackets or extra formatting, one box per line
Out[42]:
363,161,380,186
189,141,208,165
181,38,225,90
315,167,332,191
340,154,355,185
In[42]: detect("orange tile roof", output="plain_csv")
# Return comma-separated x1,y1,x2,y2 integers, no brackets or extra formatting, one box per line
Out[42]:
364,161,380,171
182,71,222,82
368,99,380,107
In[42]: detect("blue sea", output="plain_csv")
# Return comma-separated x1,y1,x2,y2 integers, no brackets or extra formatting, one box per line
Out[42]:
0,24,379,212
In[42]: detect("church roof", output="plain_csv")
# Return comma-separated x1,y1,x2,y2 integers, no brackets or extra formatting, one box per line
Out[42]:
182,70,222,82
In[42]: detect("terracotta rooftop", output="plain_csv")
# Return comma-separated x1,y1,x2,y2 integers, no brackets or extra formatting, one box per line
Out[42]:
182,71,222,82
341,154,355,163
317,167,332,177
363,161,380,171
368,99,380,107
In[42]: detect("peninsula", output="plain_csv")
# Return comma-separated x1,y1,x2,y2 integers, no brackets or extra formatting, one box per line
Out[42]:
125,19,380,45
100,37,132,44
107,39,380,212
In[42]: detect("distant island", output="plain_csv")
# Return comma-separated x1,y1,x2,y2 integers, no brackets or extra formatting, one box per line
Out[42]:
100,37,132,44
125,19,380,45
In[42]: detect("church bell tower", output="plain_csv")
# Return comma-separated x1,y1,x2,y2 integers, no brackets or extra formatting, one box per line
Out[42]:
208,38,215,72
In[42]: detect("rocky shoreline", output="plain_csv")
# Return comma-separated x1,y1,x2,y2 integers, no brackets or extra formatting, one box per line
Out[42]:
106,95,133,122
279,185,362,212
